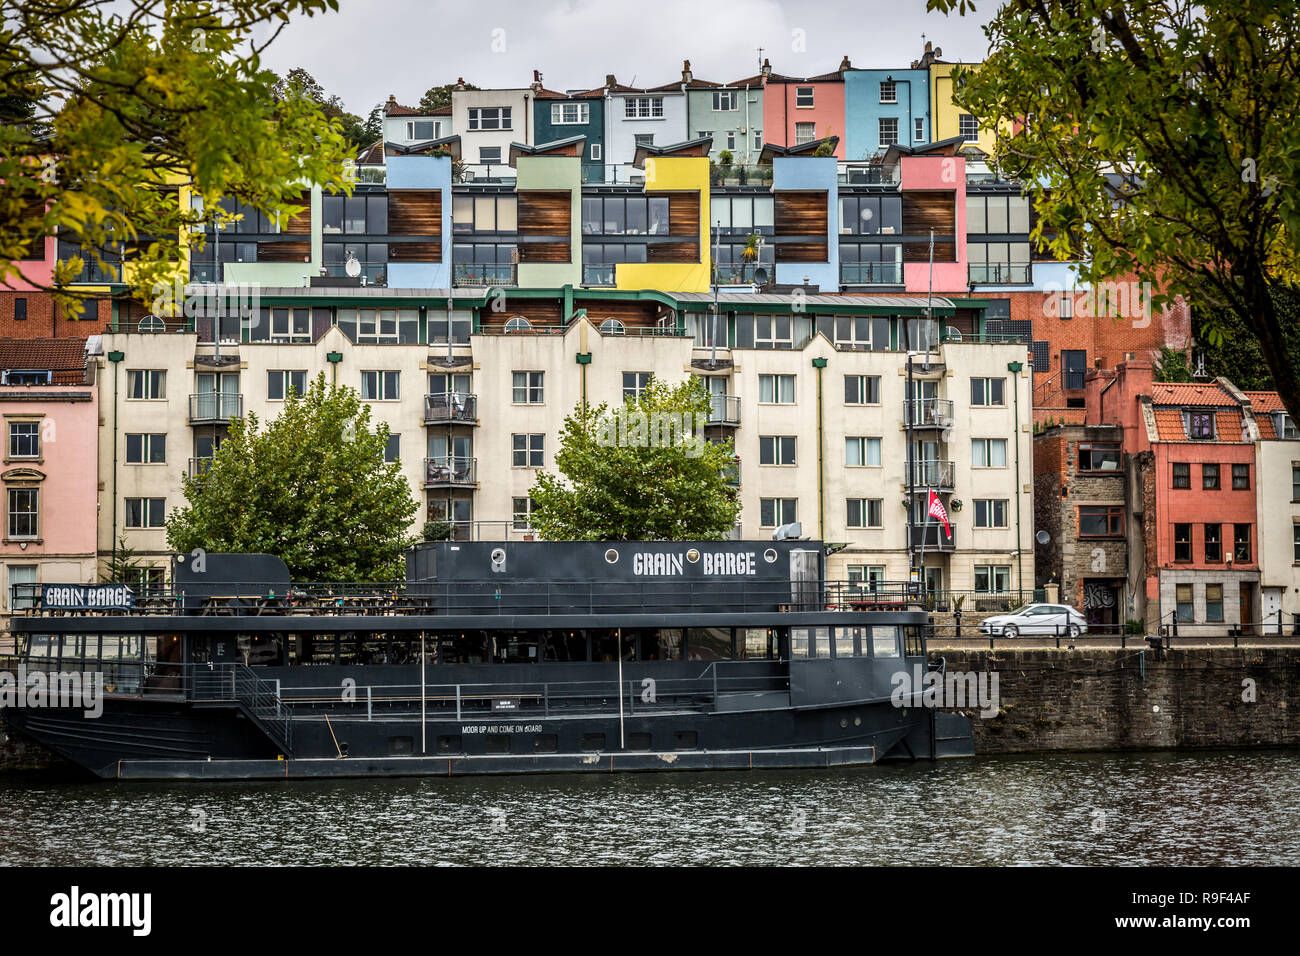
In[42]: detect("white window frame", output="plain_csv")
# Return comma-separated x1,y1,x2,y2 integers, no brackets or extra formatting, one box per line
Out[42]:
513,496,536,530
845,436,882,467
124,496,165,530
7,487,38,539
267,370,308,401
511,433,544,468
361,370,401,401
974,564,1012,593
914,117,925,142
622,372,652,401
879,81,897,104
973,498,1009,528
795,86,815,108
468,106,512,131
844,375,881,406
590,143,602,162
795,122,816,144
972,437,1008,468
713,90,738,111
552,102,590,125
125,433,166,464
959,113,979,140
759,436,796,466
846,498,883,528
972,377,1006,406
512,371,544,404
8,421,40,459
879,117,898,147
758,374,796,405
126,369,166,400
624,97,665,119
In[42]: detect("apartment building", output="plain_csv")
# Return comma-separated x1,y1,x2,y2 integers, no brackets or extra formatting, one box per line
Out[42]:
1247,391,1300,626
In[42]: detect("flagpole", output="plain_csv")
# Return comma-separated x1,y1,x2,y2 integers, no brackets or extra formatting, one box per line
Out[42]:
919,487,931,597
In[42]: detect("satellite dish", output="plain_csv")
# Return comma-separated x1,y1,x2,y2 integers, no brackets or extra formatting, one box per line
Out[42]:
344,252,361,278
753,267,769,285
1036,530,1051,545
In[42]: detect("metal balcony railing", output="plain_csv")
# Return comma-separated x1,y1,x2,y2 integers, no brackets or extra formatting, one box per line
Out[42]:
722,458,741,488
903,398,955,428
188,392,243,423
424,456,477,487
324,260,387,286
909,458,955,489
709,164,774,186
580,165,647,185
707,394,741,426
908,522,957,551
841,261,904,285
424,392,478,424
968,262,1032,285
453,263,516,287
187,457,213,477
837,165,902,186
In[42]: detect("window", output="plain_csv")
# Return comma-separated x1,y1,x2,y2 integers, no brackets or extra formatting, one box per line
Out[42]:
125,434,166,464
7,565,36,610
1172,462,1191,489
971,377,1005,406
872,625,900,659
878,117,898,147
622,372,652,401
846,498,883,528
1202,463,1220,490
1234,524,1251,563
1294,464,1300,501
754,129,762,150
634,133,654,148
1078,442,1120,472
8,422,39,459
914,117,925,141
760,498,797,527
321,194,388,235
759,436,796,465
795,86,814,108
1060,294,1074,319
974,565,1011,593
726,130,736,150
845,437,882,467
590,143,602,162
1294,523,1300,562
468,106,511,130
754,313,794,349
974,499,1008,529
624,97,664,119
1204,583,1224,622
758,374,795,404
267,370,307,401
124,497,165,529
512,497,536,530
581,195,670,236
1277,413,1299,439
504,317,531,333
407,120,438,139
1175,583,1194,622
1063,350,1087,390
512,371,544,404
333,307,418,345
512,433,544,468
127,370,166,400
972,438,1007,468
1185,411,1215,439
844,375,881,405
847,565,886,589
551,102,590,125
478,146,502,165
712,89,738,111
958,113,979,140
1232,463,1250,490
14,298,27,321
7,488,37,538
360,371,400,401
1204,523,1222,562
1079,505,1123,537
1173,524,1192,562
879,80,897,103
795,122,816,144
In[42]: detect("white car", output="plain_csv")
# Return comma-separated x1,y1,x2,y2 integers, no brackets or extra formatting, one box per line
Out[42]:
980,603,1088,638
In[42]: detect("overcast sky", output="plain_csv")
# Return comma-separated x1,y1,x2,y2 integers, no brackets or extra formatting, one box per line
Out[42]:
254,0,999,115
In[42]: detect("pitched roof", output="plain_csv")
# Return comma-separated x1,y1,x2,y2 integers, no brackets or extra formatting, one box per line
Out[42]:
355,140,385,165
1151,406,1248,443
1148,382,1239,407
1243,391,1286,413
384,96,450,117
0,337,87,384
531,87,570,99
766,67,846,84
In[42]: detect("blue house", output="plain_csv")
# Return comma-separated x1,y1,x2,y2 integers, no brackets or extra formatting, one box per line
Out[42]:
844,68,931,161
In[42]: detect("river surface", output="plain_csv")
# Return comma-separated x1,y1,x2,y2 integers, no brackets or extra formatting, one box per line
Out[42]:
1,750,1296,865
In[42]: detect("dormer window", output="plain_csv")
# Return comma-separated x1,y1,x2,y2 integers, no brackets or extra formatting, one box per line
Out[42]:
1276,411,1299,440
1184,409,1215,440
1,370,52,385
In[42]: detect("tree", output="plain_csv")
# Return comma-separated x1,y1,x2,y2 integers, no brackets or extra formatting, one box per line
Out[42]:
417,82,478,114
928,0,1300,421
271,67,376,149
0,1,353,316
166,374,420,580
1191,286,1300,390
101,536,148,585
1153,346,1193,384
528,378,741,541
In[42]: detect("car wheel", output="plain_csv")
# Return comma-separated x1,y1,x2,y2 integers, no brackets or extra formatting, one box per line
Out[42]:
1068,624,1081,638
1003,625,1018,639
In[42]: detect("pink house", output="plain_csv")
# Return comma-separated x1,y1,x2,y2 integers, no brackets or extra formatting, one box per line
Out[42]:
0,338,99,626
762,58,850,159
895,143,968,293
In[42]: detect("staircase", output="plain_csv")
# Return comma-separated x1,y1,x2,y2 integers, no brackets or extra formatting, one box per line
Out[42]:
189,663,294,756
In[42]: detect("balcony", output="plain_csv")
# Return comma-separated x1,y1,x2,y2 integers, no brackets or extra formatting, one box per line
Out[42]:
187,457,213,477
323,260,388,287
424,392,478,425
353,165,387,184
706,394,741,427
580,165,647,185
453,263,517,287
837,165,902,186
722,458,741,488
840,262,904,286
909,459,955,490
582,264,617,287
903,398,955,429
108,316,195,334
908,523,957,551
188,392,243,424
424,456,477,487
709,164,774,187
968,262,1032,285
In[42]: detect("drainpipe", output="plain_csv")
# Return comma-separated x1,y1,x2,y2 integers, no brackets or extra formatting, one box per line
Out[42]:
107,349,124,571
812,356,827,540
1009,359,1025,601
576,316,591,412
326,349,343,386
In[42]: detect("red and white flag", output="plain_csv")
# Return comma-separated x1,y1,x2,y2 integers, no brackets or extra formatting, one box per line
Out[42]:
927,488,951,539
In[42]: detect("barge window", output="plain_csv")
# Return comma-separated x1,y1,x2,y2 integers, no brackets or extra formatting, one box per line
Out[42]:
627,732,652,751
437,632,490,664
592,629,635,662
686,627,732,660
494,631,540,663
791,627,810,658
436,735,462,754
641,628,682,661
534,734,558,753
674,731,698,750
812,626,831,659
872,625,900,658
486,734,511,754
580,733,605,752
833,627,855,658
544,630,587,662
904,626,924,657
740,627,777,659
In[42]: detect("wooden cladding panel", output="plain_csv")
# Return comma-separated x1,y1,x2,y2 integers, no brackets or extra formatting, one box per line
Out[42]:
667,193,700,238
903,241,955,262
388,190,442,236
648,241,700,262
518,243,571,263
285,191,312,234
388,242,442,262
901,191,955,234
774,191,828,238
518,191,572,237
776,242,828,263
580,300,661,325
256,241,310,263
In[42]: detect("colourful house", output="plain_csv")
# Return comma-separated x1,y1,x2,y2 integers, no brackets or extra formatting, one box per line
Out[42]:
761,57,850,159
681,61,766,165
844,68,931,160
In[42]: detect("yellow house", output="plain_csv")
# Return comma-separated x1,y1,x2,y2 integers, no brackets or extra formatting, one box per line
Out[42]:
614,155,711,294
929,62,1002,156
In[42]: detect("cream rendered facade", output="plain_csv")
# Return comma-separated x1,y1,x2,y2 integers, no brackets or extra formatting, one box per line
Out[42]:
97,316,1032,595
1256,436,1300,624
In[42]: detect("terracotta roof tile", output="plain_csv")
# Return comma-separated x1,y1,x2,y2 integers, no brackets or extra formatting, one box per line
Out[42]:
0,337,87,384
1244,390,1285,413
384,100,423,116
1257,416,1277,440
1148,382,1237,407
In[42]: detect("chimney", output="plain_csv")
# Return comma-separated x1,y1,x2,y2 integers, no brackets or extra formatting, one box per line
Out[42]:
605,74,617,89
761,58,772,79
682,59,692,83
455,77,466,91
385,94,397,114
839,55,851,73
530,69,542,94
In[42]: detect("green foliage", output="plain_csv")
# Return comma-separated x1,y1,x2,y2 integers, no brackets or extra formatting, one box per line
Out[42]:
101,536,147,585
1194,282,1300,391
1153,346,1193,383
928,0,1300,420
270,68,380,149
812,140,835,157
418,82,479,113
422,520,452,542
0,1,353,315
718,149,734,166
1125,618,1146,636
166,373,420,580
528,378,741,541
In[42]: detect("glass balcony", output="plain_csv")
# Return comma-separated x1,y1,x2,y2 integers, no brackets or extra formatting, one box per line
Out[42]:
582,264,617,287
706,394,741,426
840,262,904,285
710,164,774,187
424,392,478,425
903,398,955,428
909,459,955,490
837,165,901,186
188,392,243,424
453,263,517,287
968,262,1032,284
580,165,647,185
424,456,477,487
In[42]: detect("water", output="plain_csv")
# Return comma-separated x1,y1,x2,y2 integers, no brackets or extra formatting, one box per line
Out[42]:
1,750,1296,866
